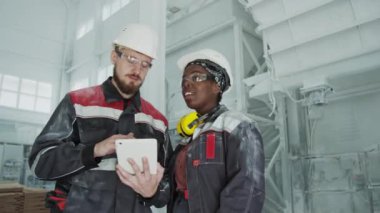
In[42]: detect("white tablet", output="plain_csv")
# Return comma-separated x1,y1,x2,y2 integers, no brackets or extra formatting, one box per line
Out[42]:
115,138,157,174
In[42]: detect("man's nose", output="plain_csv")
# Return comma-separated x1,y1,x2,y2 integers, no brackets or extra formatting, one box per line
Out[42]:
131,64,142,75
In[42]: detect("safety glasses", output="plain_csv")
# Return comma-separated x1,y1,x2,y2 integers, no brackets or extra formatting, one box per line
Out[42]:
115,48,152,71
181,73,214,86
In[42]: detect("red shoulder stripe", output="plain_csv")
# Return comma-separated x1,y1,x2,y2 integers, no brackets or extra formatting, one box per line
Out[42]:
69,85,123,110
140,97,168,127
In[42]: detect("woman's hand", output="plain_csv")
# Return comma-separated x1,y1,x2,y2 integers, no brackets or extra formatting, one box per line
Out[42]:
116,157,164,198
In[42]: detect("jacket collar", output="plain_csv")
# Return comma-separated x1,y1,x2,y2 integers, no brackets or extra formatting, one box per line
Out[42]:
202,104,228,124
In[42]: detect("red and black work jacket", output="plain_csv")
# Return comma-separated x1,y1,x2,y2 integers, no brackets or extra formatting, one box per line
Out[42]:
167,105,265,213
28,77,173,213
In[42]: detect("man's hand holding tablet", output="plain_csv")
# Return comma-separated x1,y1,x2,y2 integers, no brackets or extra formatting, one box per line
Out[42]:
115,138,164,198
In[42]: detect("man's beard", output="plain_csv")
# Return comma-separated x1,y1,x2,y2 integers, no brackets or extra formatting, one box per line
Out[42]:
113,67,140,96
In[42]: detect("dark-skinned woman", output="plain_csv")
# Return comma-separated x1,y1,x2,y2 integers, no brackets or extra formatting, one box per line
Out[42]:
167,49,265,213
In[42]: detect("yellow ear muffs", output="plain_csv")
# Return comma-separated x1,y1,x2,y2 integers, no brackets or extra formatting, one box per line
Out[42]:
176,112,199,138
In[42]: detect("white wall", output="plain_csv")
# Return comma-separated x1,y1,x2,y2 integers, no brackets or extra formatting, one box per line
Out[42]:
0,0,68,144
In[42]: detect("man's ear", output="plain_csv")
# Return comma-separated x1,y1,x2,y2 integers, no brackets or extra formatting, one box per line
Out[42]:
111,50,118,64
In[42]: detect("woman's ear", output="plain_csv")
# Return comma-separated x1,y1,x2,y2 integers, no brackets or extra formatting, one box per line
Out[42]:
212,82,221,95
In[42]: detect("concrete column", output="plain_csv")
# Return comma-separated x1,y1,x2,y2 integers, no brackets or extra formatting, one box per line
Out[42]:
138,0,167,116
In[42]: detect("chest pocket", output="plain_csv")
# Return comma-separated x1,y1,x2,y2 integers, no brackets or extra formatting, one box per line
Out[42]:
77,118,118,145
197,131,225,165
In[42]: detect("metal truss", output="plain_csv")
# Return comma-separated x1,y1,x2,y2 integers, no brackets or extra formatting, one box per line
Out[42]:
239,26,292,212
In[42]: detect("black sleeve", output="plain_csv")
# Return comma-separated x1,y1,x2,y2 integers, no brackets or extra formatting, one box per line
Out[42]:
218,121,265,213
28,94,98,180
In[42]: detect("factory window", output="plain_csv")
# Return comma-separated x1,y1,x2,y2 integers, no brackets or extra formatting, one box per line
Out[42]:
35,82,52,113
102,0,131,21
76,19,94,40
18,79,37,111
0,74,52,113
0,75,19,108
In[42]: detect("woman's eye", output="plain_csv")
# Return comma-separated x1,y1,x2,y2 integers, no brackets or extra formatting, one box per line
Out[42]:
190,75,199,82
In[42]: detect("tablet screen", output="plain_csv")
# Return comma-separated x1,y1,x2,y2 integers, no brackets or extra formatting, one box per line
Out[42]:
115,138,157,174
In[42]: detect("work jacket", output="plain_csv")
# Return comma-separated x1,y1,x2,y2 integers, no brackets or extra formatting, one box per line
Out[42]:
29,78,173,213
167,105,265,213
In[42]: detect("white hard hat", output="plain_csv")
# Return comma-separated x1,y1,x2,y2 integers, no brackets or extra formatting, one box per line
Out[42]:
177,49,233,93
113,23,158,59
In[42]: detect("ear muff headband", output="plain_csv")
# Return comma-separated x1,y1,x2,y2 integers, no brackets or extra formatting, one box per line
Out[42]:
176,105,221,138
176,112,199,138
